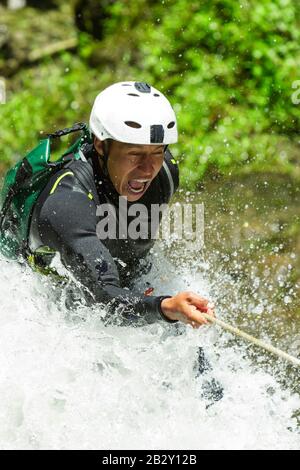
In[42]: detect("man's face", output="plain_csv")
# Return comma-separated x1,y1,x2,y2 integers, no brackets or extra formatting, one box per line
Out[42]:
95,139,165,201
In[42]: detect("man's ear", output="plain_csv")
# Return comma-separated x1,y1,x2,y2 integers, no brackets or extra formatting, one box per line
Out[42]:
94,137,104,156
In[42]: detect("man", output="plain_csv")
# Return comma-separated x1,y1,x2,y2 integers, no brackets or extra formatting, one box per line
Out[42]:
29,81,215,327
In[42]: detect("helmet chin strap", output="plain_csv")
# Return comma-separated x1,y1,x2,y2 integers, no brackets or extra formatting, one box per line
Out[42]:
101,154,109,178
97,139,110,179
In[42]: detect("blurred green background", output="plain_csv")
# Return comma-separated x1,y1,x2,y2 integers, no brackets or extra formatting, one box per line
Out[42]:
0,0,299,185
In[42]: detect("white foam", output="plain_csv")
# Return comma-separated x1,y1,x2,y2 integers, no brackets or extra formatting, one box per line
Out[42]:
0,255,299,449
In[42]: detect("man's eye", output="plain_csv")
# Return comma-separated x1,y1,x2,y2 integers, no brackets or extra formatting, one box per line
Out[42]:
127,152,162,158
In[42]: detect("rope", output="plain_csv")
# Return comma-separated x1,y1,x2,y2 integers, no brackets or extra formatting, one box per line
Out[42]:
201,313,300,368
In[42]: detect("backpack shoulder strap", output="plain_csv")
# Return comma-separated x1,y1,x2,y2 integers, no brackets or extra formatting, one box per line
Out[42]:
159,148,179,203
65,158,100,206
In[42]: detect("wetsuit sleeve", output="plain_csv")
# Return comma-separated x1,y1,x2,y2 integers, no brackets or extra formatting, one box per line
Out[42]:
36,173,173,326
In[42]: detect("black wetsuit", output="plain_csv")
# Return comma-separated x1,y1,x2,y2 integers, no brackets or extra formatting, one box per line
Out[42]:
29,144,224,404
29,144,179,325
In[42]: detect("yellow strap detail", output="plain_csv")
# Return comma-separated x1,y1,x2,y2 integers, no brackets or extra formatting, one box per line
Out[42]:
28,254,35,268
88,192,93,200
50,171,74,194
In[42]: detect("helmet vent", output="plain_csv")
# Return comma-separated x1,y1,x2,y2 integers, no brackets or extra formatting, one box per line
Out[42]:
127,93,140,97
153,94,160,97
134,82,151,93
122,83,131,86
167,121,175,129
124,121,142,129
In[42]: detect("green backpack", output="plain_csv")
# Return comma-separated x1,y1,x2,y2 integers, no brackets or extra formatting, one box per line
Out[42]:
0,122,91,261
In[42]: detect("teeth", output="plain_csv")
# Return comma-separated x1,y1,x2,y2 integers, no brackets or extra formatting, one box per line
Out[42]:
129,187,145,193
128,178,151,194
133,179,150,183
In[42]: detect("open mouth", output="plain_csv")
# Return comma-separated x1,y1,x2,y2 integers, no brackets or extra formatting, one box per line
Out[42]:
128,179,151,195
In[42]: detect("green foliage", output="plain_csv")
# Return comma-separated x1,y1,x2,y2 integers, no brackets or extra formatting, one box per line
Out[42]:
137,0,300,184
0,56,103,167
0,0,299,186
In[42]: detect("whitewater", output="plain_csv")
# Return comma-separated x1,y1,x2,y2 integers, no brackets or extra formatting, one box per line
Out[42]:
0,242,299,450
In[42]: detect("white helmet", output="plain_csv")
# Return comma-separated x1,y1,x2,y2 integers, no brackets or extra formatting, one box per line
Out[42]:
89,81,178,145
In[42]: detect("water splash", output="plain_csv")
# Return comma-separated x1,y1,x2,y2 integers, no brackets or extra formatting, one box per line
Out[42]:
0,252,299,450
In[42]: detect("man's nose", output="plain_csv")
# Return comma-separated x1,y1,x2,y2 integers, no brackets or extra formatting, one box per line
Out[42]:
138,156,155,174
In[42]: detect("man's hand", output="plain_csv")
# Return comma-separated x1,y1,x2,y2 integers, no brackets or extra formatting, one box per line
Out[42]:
161,292,215,328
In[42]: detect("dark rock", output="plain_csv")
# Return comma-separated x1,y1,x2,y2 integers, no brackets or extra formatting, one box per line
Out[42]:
194,347,224,407
0,0,58,7
26,0,60,9
74,0,114,40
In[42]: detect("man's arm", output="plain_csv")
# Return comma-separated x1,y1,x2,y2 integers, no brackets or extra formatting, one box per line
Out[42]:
36,170,214,329
36,173,173,326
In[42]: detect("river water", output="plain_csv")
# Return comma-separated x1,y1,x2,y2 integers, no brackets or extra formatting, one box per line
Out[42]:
0,174,299,449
